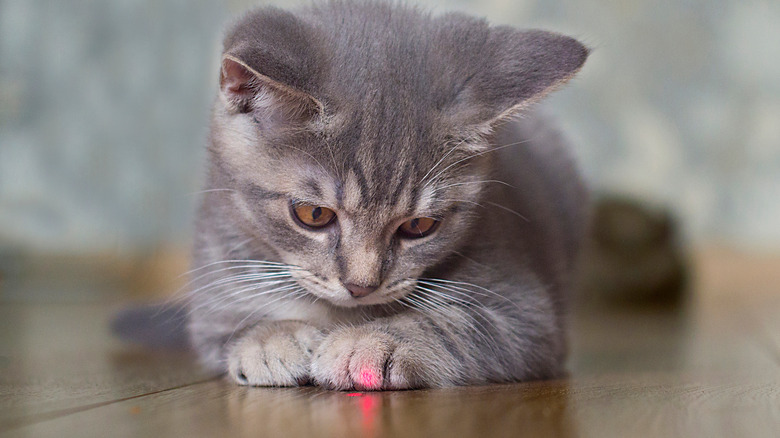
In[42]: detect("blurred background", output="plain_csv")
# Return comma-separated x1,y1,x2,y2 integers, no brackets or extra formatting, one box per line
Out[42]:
1,0,778,301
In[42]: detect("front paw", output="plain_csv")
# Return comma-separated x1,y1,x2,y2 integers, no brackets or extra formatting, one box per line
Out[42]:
310,325,457,390
227,321,323,386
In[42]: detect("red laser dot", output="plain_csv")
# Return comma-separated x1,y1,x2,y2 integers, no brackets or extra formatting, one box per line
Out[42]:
360,369,379,389
346,392,363,397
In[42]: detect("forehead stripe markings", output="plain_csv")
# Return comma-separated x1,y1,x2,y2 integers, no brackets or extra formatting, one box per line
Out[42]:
247,184,286,201
389,165,412,205
349,162,370,204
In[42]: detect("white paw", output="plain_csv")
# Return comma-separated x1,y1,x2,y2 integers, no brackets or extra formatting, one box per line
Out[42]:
311,325,448,390
227,321,323,386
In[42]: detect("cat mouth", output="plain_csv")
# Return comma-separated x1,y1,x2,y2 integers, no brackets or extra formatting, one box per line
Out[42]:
294,275,415,308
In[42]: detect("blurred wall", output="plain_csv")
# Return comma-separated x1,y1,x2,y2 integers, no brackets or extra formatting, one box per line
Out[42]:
1,0,778,257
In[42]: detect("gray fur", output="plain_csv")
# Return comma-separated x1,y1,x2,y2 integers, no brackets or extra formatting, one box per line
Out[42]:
188,0,589,389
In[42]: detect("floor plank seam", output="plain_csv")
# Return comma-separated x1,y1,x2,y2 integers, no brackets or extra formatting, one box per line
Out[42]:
0,376,221,433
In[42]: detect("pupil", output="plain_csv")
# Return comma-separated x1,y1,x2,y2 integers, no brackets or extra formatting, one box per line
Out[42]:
312,207,322,221
410,218,419,230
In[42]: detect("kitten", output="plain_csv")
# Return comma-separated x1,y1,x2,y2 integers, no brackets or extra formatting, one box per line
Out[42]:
188,0,589,390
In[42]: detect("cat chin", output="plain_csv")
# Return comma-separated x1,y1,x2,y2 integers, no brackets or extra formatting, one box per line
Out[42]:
309,289,405,309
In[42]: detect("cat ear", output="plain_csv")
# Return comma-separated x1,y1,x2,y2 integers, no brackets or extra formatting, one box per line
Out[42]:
450,29,588,129
219,8,325,124
219,54,322,124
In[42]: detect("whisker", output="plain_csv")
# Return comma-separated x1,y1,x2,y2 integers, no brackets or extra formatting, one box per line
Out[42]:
188,269,320,303
419,132,483,185
225,287,307,344
433,198,529,223
176,263,301,297
278,143,331,176
418,278,522,312
484,201,529,222
402,292,499,352
152,268,295,318
184,265,297,286
225,237,255,256
423,138,533,189
321,135,341,180
189,279,300,314
450,251,492,270
186,272,295,299
431,179,516,195
196,283,308,321
414,285,476,308
197,283,302,315
410,287,503,356
187,188,238,196
415,283,508,330
182,259,297,277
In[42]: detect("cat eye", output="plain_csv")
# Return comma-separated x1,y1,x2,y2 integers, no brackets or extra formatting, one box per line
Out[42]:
397,217,439,239
292,204,337,229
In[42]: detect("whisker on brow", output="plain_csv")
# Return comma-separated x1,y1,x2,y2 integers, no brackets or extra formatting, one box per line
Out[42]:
423,138,533,189
430,179,516,195
419,132,484,186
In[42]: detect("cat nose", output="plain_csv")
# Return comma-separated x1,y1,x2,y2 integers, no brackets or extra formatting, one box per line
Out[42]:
344,283,379,298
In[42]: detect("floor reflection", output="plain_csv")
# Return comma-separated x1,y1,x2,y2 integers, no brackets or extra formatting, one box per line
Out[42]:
224,381,576,437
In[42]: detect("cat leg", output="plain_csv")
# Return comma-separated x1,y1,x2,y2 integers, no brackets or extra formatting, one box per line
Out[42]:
310,313,463,390
310,302,563,390
226,320,324,386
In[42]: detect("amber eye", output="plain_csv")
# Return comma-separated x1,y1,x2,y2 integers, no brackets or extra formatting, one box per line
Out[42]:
397,217,439,239
292,204,336,229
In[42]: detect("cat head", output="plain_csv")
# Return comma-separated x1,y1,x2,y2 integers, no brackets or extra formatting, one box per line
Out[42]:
208,3,587,307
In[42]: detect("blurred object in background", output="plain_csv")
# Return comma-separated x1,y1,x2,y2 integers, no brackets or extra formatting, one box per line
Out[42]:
577,196,689,307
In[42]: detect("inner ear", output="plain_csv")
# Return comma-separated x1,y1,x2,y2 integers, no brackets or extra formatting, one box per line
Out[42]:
219,55,322,124
220,56,259,113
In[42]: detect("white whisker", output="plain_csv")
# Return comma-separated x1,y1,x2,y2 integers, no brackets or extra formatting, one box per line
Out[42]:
431,179,515,195
198,283,302,315
182,259,296,278
226,287,308,343
225,237,255,256
184,265,297,290
187,272,295,299
418,278,522,313
450,251,492,270
419,132,483,185
411,287,503,355
190,279,300,314
484,201,529,222
423,138,532,189
187,188,237,196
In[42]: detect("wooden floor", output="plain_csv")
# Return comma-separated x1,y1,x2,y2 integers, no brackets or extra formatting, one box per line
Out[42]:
1,248,778,437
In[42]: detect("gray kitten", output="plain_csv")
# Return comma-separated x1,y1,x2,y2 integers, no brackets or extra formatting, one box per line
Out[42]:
188,0,589,390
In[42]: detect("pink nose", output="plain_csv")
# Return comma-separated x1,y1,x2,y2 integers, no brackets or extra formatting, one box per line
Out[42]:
344,283,378,298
